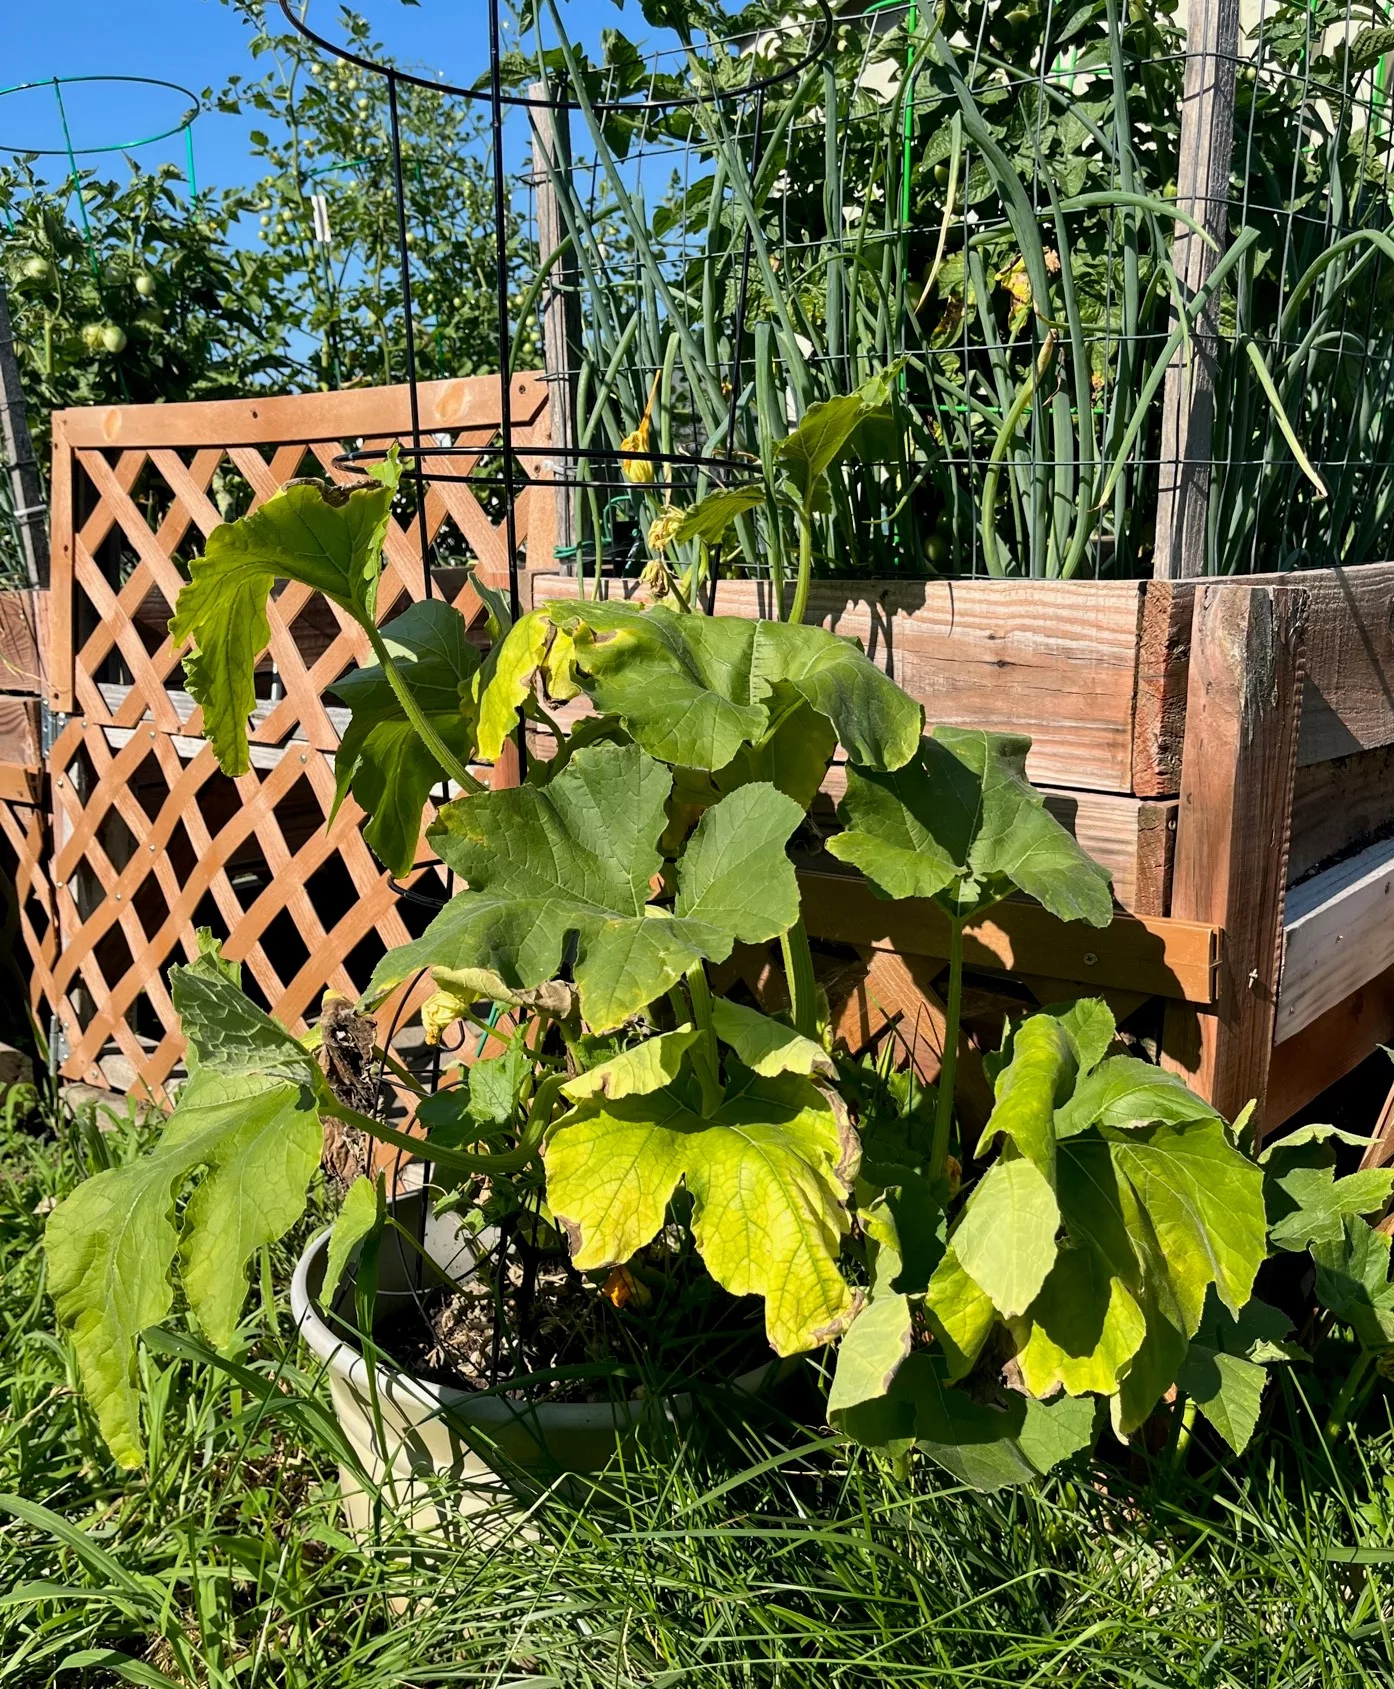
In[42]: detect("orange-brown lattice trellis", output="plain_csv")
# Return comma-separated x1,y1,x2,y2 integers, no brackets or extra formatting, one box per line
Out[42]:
13,374,555,1102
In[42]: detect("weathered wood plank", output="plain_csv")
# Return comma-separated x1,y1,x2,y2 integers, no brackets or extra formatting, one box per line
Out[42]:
533,574,1154,793
54,374,550,450
0,697,41,769
798,867,1218,1005
0,589,42,695
1266,961,1394,1131
1288,743,1394,886
0,762,39,803
1132,579,1195,793
1290,563,1394,765
1278,835,1394,1044
1161,582,1308,1121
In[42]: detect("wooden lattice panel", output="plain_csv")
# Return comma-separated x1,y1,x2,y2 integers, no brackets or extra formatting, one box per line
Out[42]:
15,374,554,1099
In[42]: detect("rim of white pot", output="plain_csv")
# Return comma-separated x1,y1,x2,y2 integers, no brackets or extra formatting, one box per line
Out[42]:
289,1222,783,1434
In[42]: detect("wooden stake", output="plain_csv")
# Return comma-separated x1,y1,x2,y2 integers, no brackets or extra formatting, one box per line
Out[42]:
1153,0,1241,581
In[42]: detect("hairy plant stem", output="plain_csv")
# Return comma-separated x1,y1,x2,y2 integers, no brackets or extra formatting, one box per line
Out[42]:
684,964,723,1116
365,623,485,796
929,917,965,1184
789,505,815,625
781,918,819,1039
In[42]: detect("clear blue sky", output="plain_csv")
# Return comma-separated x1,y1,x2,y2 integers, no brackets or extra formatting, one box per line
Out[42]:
1,1,628,195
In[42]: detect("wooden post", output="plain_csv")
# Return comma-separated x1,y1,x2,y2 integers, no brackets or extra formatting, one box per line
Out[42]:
529,85,582,563
1152,0,1241,581
1161,583,1308,1126
0,280,49,589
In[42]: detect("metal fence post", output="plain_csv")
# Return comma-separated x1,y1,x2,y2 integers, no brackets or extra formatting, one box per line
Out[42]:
529,83,582,563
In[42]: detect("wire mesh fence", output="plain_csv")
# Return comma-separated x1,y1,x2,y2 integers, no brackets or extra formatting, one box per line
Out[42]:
508,0,1394,584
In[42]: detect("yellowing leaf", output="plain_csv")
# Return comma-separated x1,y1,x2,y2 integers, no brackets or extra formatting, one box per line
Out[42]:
1011,1245,1146,1397
475,610,554,761
561,1028,700,1101
827,1293,912,1415
952,1157,1060,1320
172,458,401,775
711,998,835,1079
924,1244,995,1379
546,1068,859,1354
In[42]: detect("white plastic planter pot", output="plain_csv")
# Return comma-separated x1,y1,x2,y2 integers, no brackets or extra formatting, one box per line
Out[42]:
290,1191,786,1536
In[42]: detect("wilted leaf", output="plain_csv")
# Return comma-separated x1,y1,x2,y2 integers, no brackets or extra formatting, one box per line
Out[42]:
171,457,401,774
546,1066,859,1354
827,1293,912,1415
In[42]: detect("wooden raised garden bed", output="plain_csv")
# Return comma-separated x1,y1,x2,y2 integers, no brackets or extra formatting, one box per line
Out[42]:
1,376,1390,1143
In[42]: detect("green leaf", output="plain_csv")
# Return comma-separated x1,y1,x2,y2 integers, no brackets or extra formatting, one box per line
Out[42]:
561,1028,701,1101
1053,997,1117,1077
1352,24,1394,70
1015,1392,1100,1477
544,601,920,775
924,1244,995,1378
322,1174,381,1307
976,1012,1076,1181
827,1293,912,1415
547,601,765,769
711,998,835,1079
1055,1056,1220,1139
1176,1345,1268,1454
704,695,837,813
673,484,766,545
952,1157,1060,1319
171,459,401,775
750,621,922,773
546,1066,859,1354
775,394,868,502
1267,1163,1394,1252
1011,1242,1146,1397
44,950,324,1466
829,727,1112,925
674,782,804,945
1110,1119,1266,1330
365,744,750,1033
897,1354,1040,1490
1312,1216,1394,1350
329,599,480,876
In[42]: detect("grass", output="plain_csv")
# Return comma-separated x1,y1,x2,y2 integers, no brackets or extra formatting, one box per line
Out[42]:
4,1102,1394,1686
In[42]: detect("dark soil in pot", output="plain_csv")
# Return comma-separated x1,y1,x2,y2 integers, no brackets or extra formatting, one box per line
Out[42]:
370,1232,775,1406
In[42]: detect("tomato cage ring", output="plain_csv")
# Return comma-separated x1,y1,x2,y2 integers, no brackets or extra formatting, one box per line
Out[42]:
277,0,834,116
0,74,200,159
335,439,762,495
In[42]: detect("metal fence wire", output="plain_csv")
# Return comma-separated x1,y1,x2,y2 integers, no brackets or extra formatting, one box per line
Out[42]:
508,0,1394,584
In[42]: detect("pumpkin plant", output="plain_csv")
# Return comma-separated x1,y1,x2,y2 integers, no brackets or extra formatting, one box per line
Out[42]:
43,382,1373,1482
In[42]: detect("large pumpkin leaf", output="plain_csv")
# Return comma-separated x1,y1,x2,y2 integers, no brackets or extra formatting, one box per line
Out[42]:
329,599,480,876
44,949,325,1467
171,457,401,775
828,727,1113,925
366,745,800,1033
827,1293,913,1415
1010,1243,1146,1397
546,1066,859,1354
530,600,921,774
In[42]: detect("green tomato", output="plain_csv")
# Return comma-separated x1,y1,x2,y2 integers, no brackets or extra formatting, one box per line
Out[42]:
933,162,950,187
925,534,951,569
134,272,157,298
21,255,54,285
101,323,128,356
80,323,106,353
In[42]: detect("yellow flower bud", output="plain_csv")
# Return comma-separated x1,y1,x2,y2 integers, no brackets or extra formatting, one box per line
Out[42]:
647,506,685,552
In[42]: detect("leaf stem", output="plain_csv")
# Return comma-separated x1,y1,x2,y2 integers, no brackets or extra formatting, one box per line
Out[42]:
929,917,965,1184
781,917,819,1039
364,624,485,795
789,504,815,625
1326,1346,1376,1442
684,965,723,1116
